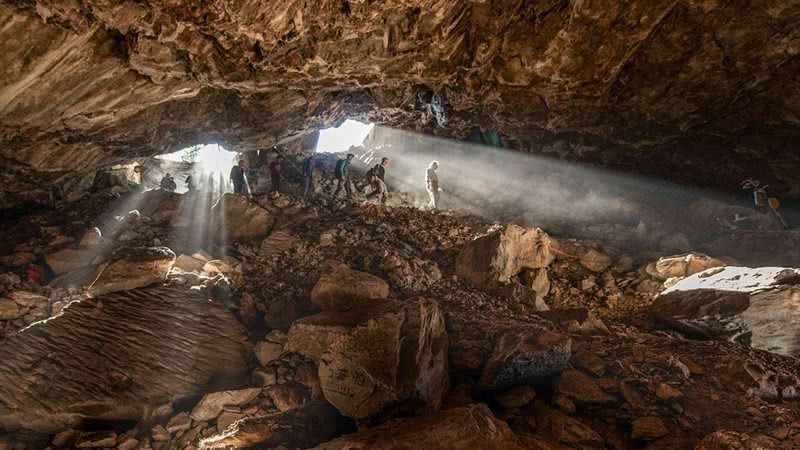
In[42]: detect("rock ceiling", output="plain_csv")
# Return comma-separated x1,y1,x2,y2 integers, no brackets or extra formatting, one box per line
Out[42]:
1,1,799,193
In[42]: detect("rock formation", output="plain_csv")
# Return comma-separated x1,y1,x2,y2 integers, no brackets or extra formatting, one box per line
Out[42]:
2,1,800,196
0,286,248,432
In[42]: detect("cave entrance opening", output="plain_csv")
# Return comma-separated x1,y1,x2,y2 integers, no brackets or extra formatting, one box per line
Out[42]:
316,119,374,153
154,144,239,194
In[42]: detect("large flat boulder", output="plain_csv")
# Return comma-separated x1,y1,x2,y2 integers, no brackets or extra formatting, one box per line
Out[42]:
311,404,526,450
0,286,248,432
456,225,554,289
210,193,274,243
89,247,175,296
287,298,448,420
310,260,389,310
652,267,800,357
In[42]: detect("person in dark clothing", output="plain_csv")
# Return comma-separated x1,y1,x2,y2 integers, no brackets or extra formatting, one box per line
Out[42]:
334,153,355,198
269,155,284,192
160,173,177,192
366,157,389,204
302,154,315,198
230,160,246,193
185,174,196,192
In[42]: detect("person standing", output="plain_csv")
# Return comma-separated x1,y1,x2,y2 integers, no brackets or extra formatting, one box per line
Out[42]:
302,154,315,198
230,160,246,194
366,157,389,204
269,155,284,192
160,173,177,192
426,160,440,209
334,153,355,198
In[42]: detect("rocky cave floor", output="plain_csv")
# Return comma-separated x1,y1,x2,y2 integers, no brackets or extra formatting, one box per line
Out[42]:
0,178,799,450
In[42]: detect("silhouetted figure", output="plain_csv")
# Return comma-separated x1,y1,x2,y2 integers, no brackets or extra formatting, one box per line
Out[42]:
426,160,440,210
334,153,355,198
230,160,246,193
302,154,315,198
269,155,284,192
366,157,389,205
160,173,177,192
185,174,195,192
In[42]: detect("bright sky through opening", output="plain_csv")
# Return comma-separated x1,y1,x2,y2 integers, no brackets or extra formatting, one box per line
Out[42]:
316,120,374,153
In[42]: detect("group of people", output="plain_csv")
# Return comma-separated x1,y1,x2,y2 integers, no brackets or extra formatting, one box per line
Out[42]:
220,153,441,210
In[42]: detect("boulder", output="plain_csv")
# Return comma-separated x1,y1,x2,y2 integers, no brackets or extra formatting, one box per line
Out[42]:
310,260,389,310
579,249,613,273
260,230,297,256
631,416,669,440
210,193,274,243
648,253,725,280
531,401,604,448
204,259,233,275
75,431,116,448
0,286,248,432
554,369,616,405
652,270,800,357
287,298,448,420
379,252,442,292
89,247,175,296
200,400,354,449
495,386,536,409
695,430,780,450
174,254,205,272
479,328,572,390
456,225,554,289
310,404,526,449
44,248,96,276
0,298,20,320
254,330,287,366
190,388,262,422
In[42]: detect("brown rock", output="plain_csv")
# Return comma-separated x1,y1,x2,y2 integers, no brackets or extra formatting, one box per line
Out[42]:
695,430,775,450
268,383,310,411
253,330,287,366
651,253,725,279
632,416,669,441
655,383,684,401
200,400,354,449
311,404,526,450
89,247,175,296
174,254,206,273
166,412,192,434
75,431,116,448
456,225,554,289
310,260,389,310
287,298,448,420
210,194,274,243
570,349,606,377
532,402,604,448
44,248,96,276
554,369,615,405
191,389,262,422
0,286,248,432
480,329,571,390
579,249,612,273
495,386,536,409
0,298,20,320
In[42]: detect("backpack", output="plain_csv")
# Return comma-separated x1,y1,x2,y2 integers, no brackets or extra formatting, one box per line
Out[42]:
365,164,380,179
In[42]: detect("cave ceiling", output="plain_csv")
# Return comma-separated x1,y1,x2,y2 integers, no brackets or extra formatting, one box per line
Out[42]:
1,0,799,193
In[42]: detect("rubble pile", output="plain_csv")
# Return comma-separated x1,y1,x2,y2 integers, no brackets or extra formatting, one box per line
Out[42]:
0,188,799,449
